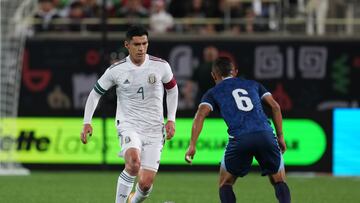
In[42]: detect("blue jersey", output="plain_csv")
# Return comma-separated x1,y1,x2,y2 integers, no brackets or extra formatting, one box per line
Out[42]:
200,77,273,138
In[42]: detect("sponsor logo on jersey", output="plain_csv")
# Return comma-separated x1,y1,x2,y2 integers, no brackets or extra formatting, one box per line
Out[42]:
148,73,157,84
123,79,130,84
125,136,131,144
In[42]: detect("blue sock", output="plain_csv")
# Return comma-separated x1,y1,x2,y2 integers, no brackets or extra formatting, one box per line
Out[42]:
274,182,291,203
219,185,236,203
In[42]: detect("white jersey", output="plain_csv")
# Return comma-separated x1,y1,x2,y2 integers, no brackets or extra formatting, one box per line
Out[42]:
94,54,174,136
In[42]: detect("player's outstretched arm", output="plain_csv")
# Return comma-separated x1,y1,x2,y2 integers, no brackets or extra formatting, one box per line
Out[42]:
263,95,287,153
80,89,102,144
185,104,211,164
165,81,178,140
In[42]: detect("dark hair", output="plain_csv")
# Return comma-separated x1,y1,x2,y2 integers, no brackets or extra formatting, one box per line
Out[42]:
213,57,233,77
126,25,148,41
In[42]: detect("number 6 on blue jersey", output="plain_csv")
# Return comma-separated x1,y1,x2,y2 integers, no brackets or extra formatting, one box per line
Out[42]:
232,88,254,111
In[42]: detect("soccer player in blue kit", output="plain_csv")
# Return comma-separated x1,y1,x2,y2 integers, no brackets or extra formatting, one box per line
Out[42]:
185,57,291,203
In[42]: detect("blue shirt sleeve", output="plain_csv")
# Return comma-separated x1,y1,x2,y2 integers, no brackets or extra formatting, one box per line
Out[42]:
200,89,216,111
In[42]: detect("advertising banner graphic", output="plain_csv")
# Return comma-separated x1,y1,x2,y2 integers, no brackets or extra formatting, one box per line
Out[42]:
1,118,327,166
0,118,103,164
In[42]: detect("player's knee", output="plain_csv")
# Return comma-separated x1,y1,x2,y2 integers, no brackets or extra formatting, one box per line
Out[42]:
269,169,286,185
129,164,140,174
219,180,235,188
219,175,236,187
125,158,140,175
125,151,141,173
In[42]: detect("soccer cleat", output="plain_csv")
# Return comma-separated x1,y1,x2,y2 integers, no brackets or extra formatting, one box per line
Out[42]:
127,192,134,203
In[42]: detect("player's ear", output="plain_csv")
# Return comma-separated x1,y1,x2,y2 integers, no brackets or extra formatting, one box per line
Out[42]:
124,40,129,49
211,71,216,82
232,67,238,77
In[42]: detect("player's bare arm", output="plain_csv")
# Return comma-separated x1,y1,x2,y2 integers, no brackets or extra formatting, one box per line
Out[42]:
263,94,286,153
185,104,211,164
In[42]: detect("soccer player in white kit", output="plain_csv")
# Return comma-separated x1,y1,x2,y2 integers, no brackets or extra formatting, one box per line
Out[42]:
80,25,178,203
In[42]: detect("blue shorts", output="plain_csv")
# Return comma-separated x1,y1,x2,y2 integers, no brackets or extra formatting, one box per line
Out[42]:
221,131,283,177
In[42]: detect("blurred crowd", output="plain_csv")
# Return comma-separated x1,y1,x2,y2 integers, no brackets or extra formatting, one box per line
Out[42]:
33,0,356,35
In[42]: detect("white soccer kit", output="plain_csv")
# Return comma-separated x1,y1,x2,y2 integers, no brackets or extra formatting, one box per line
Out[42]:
88,54,177,171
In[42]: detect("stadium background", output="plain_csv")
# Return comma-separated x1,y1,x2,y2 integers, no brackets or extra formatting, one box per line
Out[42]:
1,0,360,202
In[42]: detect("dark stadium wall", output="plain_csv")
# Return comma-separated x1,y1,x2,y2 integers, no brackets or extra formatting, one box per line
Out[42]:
20,37,359,117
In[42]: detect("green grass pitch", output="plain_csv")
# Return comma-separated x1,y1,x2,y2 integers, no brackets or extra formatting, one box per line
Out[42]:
0,171,359,203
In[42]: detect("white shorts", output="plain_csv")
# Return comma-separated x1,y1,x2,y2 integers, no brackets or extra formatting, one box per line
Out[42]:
117,129,165,172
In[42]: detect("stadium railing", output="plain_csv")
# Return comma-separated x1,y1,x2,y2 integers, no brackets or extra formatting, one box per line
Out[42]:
28,16,360,36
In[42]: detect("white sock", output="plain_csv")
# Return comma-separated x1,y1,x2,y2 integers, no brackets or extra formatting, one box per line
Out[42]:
115,170,136,203
130,183,153,203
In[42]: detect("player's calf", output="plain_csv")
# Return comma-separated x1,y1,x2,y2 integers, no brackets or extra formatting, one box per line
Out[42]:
219,184,236,203
219,166,237,203
274,181,291,203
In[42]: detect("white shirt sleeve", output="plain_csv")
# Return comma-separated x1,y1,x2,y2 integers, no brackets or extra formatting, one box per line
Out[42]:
84,67,116,124
94,68,116,95
166,85,178,122
161,62,174,84
83,89,102,124
161,62,177,122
